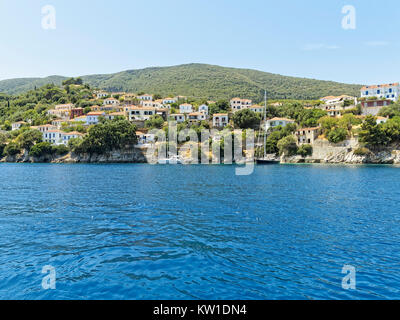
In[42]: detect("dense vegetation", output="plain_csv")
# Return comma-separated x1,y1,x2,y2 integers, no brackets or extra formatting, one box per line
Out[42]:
0,64,362,100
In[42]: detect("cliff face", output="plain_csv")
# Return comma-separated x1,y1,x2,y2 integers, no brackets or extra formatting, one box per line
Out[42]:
282,139,400,164
1,147,153,164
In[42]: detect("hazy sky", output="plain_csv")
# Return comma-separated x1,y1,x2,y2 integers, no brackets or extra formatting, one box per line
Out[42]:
0,0,398,84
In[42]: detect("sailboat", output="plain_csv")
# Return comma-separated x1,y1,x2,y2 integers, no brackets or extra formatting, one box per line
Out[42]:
256,90,280,164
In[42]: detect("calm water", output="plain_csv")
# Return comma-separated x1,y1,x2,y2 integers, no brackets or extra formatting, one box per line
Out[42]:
0,163,400,300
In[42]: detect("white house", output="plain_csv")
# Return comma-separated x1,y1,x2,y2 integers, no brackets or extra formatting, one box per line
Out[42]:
96,91,109,99
376,116,389,125
137,94,153,101
249,105,264,113
103,98,120,106
163,97,177,104
361,83,400,101
179,103,193,114
230,98,252,112
264,118,295,131
86,112,105,125
213,113,229,128
188,112,206,124
34,124,57,133
43,130,83,145
136,132,156,146
128,107,157,121
169,114,185,123
11,121,27,131
198,104,209,115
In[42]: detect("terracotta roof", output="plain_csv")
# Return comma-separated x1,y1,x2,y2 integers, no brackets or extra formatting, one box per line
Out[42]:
361,83,399,90
268,117,295,122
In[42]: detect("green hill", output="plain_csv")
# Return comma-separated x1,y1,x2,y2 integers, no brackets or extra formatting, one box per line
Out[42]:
0,63,362,101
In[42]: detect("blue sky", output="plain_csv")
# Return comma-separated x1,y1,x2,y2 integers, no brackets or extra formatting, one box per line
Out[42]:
0,0,398,84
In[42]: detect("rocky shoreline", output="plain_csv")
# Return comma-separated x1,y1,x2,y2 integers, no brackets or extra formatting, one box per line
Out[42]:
2,140,400,165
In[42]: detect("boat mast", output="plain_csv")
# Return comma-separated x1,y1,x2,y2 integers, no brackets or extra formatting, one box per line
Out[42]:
263,90,267,157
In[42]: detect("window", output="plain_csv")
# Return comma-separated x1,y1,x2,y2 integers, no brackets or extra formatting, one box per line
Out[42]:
377,90,381,94
365,91,369,95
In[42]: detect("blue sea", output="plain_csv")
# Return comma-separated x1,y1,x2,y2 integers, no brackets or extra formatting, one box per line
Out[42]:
0,163,400,300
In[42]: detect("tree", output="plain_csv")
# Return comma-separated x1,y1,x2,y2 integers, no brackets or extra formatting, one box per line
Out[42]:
75,120,137,154
145,115,164,129
29,142,53,157
297,144,313,157
359,115,389,148
16,129,43,150
327,127,347,143
277,135,298,156
232,109,260,129
4,142,21,156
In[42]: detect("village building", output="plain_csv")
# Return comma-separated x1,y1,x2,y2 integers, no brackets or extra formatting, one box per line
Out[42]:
198,104,209,115
104,112,126,121
376,116,389,125
128,106,157,121
43,130,83,146
264,118,295,131
51,119,65,128
361,83,400,101
136,132,156,146
163,97,177,105
137,94,153,101
213,113,229,128
295,127,321,145
95,91,109,99
86,112,105,125
55,104,75,111
70,108,84,119
230,98,252,112
11,121,27,131
361,99,392,116
169,114,185,123
188,112,206,125
179,103,193,114
103,98,120,106
34,124,57,133
249,105,264,113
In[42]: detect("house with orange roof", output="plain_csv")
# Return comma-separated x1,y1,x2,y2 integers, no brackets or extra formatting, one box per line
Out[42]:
361,83,400,101
103,97,120,106
43,130,83,145
137,94,153,101
11,121,27,131
230,98,252,112
188,112,207,125
213,113,229,128
128,106,157,121
87,111,105,125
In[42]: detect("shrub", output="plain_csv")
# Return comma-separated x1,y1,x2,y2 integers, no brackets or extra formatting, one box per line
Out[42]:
53,144,69,155
4,142,21,156
327,127,347,143
29,142,53,157
277,135,298,156
353,147,371,156
297,144,313,157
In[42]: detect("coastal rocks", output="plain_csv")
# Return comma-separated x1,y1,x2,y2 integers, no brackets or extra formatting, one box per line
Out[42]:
62,147,151,163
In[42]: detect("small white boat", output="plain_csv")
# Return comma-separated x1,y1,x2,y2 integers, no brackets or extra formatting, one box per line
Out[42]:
158,155,182,164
